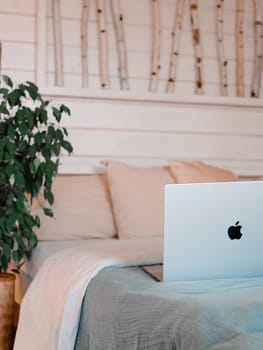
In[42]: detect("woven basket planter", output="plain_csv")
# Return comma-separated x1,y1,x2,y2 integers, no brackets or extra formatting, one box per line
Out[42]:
0,273,15,350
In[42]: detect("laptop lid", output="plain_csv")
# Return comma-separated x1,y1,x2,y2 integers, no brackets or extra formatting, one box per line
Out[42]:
163,181,263,282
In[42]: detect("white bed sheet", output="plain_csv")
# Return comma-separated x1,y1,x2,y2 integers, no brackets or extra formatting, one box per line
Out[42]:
25,238,118,279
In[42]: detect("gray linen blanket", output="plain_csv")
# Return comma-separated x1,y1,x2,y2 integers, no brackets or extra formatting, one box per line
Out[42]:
74,266,263,350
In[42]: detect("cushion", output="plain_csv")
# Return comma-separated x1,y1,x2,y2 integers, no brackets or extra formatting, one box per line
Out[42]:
168,160,238,183
101,160,174,239
34,174,116,240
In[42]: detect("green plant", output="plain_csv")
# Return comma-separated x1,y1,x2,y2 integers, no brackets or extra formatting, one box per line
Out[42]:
0,75,73,273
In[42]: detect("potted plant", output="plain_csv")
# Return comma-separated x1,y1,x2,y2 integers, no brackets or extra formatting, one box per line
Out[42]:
0,75,73,349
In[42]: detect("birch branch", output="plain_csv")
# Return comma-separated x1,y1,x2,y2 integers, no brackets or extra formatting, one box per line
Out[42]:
52,0,64,86
167,0,185,93
110,0,129,90
149,0,161,93
251,0,263,97
235,0,245,97
216,0,228,96
189,0,203,95
81,0,89,88
96,0,109,89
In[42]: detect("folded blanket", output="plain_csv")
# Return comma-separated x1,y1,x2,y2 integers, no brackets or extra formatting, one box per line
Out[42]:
13,238,163,350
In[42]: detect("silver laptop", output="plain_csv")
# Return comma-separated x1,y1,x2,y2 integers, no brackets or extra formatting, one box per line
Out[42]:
144,181,263,282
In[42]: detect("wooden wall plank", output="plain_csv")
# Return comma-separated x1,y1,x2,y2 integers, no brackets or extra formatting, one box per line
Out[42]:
65,129,263,160
54,101,263,136
0,0,35,14
58,156,263,176
0,14,35,42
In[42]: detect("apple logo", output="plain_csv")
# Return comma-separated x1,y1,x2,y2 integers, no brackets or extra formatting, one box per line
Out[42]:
227,221,243,240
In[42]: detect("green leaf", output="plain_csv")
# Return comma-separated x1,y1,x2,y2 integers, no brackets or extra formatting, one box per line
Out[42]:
61,140,73,154
52,107,62,122
28,232,37,247
5,216,16,232
52,143,61,156
0,88,9,95
1,255,8,272
56,129,64,141
7,124,16,139
43,207,54,217
0,138,6,150
47,125,55,138
26,82,39,100
2,75,13,88
18,122,28,136
26,109,35,128
62,127,68,136
44,188,54,205
34,215,40,228
3,244,11,259
15,172,25,188
16,198,25,212
0,103,9,115
15,234,25,251
8,89,23,107
15,109,26,122
39,109,48,123
6,139,15,153
12,250,20,262
60,104,71,115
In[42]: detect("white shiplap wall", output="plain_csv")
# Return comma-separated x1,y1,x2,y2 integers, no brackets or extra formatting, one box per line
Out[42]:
0,0,36,82
0,0,263,177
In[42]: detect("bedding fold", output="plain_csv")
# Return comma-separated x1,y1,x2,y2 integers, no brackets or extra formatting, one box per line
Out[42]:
14,238,163,350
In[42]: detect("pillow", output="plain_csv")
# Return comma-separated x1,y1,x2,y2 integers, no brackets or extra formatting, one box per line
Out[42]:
168,160,238,183
34,174,116,240
101,160,174,239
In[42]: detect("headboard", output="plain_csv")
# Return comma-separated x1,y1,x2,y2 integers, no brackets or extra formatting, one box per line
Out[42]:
42,89,263,178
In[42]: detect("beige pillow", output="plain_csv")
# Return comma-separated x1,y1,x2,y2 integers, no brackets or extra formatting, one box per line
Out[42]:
168,160,237,183
101,160,174,239
35,175,116,240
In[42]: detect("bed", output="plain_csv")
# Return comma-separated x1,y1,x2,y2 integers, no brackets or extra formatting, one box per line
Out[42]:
14,237,263,350
13,94,263,350
13,161,263,350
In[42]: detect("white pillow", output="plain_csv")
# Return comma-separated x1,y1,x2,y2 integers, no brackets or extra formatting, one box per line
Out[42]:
101,160,174,239
35,175,116,240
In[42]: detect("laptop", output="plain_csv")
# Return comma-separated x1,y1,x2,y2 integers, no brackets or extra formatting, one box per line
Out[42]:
142,181,263,282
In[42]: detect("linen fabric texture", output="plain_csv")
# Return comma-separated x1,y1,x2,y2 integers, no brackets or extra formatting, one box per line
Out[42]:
168,160,238,183
101,160,174,239
34,175,116,240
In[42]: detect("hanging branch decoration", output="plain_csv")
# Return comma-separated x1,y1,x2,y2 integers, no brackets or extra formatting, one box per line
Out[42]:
167,0,185,93
189,0,203,95
149,0,161,93
250,0,263,97
110,0,129,90
235,0,245,97
216,0,228,96
81,0,89,88
52,0,64,86
96,0,109,89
